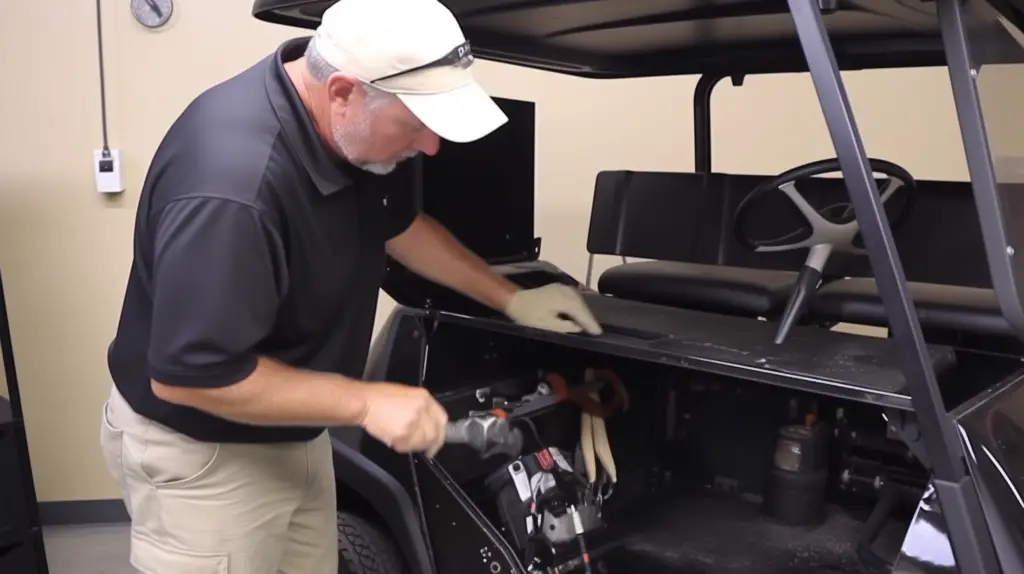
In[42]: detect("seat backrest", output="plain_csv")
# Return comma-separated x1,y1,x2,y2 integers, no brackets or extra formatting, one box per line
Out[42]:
587,170,726,263
587,170,820,273
875,179,992,289
719,175,993,288
587,169,994,288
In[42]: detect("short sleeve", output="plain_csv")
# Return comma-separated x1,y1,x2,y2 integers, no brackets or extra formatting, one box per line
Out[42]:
372,165,420,239
383,188,419,239
148,197,288,388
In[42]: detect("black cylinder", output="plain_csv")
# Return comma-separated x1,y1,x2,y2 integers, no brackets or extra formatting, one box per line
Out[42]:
763,423,829,526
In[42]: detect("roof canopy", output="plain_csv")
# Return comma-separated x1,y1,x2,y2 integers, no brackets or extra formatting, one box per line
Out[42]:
251,0,965,77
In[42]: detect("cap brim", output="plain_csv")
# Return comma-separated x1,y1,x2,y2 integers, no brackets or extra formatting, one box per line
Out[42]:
396,81,509,144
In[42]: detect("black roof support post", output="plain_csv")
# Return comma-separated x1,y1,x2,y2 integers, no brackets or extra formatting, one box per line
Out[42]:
693,73,746,174
784,0,1001,572
693,74,725,174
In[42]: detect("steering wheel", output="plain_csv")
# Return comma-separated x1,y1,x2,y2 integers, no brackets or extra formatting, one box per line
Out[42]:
732,158,918,344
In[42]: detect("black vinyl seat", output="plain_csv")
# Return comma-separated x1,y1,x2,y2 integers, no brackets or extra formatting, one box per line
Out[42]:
599,261,799,317
810,278,1011,338
586,171,811,319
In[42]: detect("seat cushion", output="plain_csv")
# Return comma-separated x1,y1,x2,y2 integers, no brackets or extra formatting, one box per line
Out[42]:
597,260,799,317
810,277,1011,337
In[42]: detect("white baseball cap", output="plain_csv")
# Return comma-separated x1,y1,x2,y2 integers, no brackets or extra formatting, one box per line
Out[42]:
313,0,509,143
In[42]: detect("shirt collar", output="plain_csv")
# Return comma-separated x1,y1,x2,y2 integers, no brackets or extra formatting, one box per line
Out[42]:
265,37,353,196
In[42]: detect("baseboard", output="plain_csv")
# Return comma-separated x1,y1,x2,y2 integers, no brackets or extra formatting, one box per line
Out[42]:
38,499,129,526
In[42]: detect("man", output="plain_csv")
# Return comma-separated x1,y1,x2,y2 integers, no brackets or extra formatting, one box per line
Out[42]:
98,0,601,572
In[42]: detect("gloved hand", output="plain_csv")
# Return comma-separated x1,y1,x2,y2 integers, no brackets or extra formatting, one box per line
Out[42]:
503,284,603,335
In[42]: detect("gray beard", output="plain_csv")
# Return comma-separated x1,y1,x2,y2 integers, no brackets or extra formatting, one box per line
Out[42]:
332,115,418,175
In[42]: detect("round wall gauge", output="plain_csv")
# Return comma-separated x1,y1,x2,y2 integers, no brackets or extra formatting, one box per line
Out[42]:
131,0,174,29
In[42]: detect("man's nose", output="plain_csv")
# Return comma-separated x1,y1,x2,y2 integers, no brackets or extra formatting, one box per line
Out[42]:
415,130,441,156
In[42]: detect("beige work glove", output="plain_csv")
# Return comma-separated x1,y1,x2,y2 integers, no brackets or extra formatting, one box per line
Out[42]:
503,284,603,335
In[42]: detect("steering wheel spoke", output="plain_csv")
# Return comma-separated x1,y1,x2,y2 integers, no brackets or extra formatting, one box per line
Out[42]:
878,177,906,203
779,181,830,228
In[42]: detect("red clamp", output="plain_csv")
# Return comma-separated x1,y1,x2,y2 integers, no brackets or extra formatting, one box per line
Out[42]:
544,369,629,419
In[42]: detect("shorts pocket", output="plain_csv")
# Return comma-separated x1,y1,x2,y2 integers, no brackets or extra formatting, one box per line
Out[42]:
100,400,124,461
131,532,228,574
140,423,222,488
99,400,130,498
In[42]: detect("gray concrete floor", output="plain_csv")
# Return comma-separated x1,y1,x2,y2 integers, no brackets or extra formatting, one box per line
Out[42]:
43,523,133,574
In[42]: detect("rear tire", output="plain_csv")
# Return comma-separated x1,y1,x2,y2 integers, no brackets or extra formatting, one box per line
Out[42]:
337,510,408,574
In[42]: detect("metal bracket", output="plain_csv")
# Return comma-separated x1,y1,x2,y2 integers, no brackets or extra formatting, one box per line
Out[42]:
818,0,839,13
884,408,929,469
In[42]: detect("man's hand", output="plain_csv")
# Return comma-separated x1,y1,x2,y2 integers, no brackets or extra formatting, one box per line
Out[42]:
385,216,602,335
504,283,603,335
151,358,449,446
359,383,450,457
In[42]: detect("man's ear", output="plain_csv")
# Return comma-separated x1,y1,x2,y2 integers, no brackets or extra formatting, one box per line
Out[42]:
325,73,360,110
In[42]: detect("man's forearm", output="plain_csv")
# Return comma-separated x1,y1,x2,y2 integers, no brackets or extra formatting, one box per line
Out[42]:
386,215,520,310
151,356,371,427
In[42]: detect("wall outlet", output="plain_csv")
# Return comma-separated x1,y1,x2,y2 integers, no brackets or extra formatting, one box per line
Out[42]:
93,149,124,194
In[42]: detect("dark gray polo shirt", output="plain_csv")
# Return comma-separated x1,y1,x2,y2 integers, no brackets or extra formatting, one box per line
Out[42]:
107,37,419,443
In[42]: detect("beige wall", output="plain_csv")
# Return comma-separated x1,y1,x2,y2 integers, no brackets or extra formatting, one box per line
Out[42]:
0,0,977,502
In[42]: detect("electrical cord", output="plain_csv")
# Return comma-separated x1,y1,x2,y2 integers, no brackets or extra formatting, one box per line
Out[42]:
569,506,593,574
515,416,544,448
95,0,110,156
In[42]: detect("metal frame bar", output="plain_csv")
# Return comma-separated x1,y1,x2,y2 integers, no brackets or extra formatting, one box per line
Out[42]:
938,0,1024,338
937,1,1024,568
785,0,961,477
785,0,1000,571
584,254,626,288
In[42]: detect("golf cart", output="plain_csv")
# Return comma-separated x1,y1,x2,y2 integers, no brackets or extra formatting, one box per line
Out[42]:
253,0,1024,573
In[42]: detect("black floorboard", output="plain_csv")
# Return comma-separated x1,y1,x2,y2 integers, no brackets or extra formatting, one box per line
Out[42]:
596,493,905,574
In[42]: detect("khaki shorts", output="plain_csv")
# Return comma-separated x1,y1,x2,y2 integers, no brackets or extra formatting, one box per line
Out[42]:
99,385,338,574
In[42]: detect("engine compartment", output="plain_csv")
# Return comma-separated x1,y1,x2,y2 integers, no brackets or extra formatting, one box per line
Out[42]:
424,322,932,574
